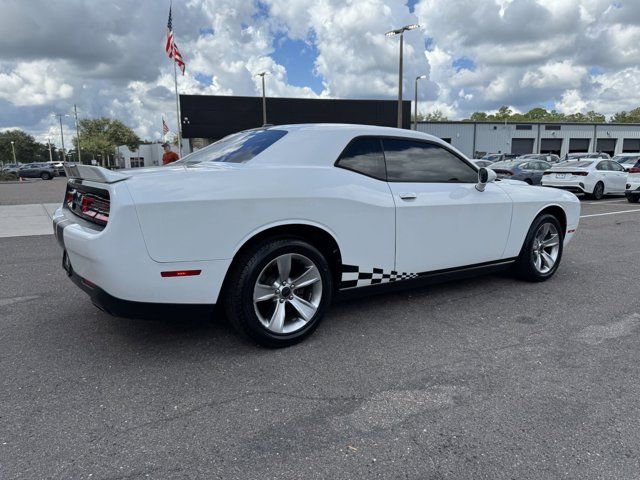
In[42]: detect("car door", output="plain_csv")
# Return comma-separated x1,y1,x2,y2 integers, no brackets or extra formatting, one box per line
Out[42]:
594,161,611,191
382,138,513,274
607,161,627,192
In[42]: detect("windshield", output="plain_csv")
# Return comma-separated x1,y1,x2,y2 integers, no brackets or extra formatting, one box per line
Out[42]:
482,154,500,161
172,129,288,166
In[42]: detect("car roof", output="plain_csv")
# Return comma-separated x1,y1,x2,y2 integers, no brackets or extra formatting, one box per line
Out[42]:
253,123,465,167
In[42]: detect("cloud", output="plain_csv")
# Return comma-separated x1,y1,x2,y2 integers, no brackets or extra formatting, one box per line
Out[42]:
2,0,640,145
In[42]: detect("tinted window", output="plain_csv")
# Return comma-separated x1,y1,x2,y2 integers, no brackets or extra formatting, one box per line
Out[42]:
538,161,552,170
336,137,386,180
383,139,477,183
596,161,608,170
609,161,624,171
173,129,287,165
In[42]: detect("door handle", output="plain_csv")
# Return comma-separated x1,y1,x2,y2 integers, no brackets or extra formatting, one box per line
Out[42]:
399,192,417,200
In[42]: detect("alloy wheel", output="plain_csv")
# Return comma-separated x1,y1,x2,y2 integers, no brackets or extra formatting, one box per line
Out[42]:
253,253,323,334
532,222,560,274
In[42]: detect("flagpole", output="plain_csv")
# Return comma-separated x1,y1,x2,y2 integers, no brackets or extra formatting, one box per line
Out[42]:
173,61,183,157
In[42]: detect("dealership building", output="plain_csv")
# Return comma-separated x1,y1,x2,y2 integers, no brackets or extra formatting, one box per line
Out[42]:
176,94,640,161
417,121,640,159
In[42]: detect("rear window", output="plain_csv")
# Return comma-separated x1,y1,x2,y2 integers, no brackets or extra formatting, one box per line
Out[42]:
172,129,287,165
560,161,593,168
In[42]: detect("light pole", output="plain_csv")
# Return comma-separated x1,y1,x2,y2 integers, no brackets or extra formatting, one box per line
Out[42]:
10,141,17,165
255,72,269,126
414,74,427,130
73,104,82,163
52,113,70,161
47,138,53,162
385,24,420,128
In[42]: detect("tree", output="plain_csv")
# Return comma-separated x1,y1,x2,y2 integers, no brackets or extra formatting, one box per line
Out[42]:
0,130,52,164
463,106,606,123
611,107,640,123
417,110,449,122
73,118,140,165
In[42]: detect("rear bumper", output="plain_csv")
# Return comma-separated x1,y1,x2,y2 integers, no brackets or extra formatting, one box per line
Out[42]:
66,264,214,319
541,179,588,194
52,186,231,307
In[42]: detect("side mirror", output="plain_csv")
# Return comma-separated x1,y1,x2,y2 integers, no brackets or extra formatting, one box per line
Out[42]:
476,167,497,192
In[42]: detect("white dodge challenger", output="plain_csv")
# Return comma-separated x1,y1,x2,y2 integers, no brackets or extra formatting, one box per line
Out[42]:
53,124,580,347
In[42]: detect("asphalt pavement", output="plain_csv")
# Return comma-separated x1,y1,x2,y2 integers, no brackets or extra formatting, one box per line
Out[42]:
1,197,640,479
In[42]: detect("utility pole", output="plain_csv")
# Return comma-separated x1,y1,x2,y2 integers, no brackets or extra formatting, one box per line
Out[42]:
386,24,420,128
47,138,53,162
52,113,70,161
255,72,269,126
73,104,82,163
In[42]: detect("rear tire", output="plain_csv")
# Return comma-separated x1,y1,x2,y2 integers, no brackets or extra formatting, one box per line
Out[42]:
223,238,333,347
515,213,564,282
588,181,604,200
40,172,51,180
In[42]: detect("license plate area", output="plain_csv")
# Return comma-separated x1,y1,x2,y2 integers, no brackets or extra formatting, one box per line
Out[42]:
555,173,566,179
62,250,73,277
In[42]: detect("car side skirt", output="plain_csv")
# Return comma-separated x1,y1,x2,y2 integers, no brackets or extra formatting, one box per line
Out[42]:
336,258,518,299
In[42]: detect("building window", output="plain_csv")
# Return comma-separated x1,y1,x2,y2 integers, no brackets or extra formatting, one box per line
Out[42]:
515,125,532,130
545,125,561,131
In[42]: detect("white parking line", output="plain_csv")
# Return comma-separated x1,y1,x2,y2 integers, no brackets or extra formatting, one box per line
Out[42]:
581,208,640,218
585,199,629,205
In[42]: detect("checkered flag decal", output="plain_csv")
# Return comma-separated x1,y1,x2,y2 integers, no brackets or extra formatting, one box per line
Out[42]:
340,265,418,289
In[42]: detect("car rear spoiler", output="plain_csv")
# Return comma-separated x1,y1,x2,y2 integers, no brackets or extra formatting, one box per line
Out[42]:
64,164,131,184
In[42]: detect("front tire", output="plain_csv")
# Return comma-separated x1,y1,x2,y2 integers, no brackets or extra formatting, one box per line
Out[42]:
626,194,639,204
223,238,333,347
40,172,51,180
515,213,563,282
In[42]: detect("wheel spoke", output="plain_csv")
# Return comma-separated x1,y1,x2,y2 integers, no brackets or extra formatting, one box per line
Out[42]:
542,234,559,248
541,251,555,269
289,295,317,322
268,302,286,333
533,251,542,271
254,283,276,303
290,265,321,289
541,223,550,238
276,254,292,283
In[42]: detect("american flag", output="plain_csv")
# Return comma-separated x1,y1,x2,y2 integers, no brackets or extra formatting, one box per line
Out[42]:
165,6,185,74
162,117,169,136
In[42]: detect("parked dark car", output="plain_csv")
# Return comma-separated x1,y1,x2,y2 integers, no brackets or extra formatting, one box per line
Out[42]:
1,163,21,174
489,159,552,185
18,163,58,180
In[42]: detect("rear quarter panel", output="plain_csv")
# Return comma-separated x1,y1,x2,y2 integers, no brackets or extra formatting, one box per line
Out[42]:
126,165,396,273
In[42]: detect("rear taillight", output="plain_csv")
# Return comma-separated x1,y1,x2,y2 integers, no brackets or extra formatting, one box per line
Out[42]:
571,172,589,176
543,171,552,175
493,170,513,176
629,167,640,173
79,194,110,225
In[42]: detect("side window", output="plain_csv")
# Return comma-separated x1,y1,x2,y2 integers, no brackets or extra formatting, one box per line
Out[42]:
596,161,607,171
382,139,477,183
539,161,551,170
336,137,386,180
610,161,623,172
